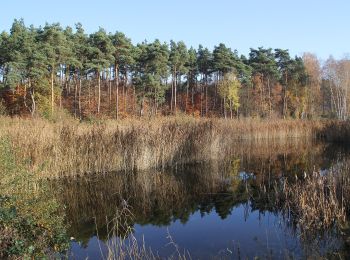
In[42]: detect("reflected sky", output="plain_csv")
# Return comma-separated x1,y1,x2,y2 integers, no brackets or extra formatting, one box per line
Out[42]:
56,141,349,259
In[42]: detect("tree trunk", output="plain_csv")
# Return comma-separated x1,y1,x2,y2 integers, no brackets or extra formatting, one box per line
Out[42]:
23,83,28,112
108,69,112,107
51,67,54,115
66,65,70,95
154,87,157,116
191,80,195,116
108,79,112,107
205,76,208,116
282,71,288,119
174,81,177,115
30,88,36,117
74,73,78,118
78,77,82,118
267,77,271,117
115,64,119,119
186,77,189,113
139,95,144,117
200,83,203,117
174,69,177,115
223,97,227,119
133,86,136,116
124,72,128,115
97,71,101,114
116,81,119,120
171,72,174,113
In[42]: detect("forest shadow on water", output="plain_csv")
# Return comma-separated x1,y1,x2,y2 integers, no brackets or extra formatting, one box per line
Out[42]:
50,140,350,259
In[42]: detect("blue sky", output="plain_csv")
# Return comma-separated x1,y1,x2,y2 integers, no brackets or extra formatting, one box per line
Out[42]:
1,0,349,59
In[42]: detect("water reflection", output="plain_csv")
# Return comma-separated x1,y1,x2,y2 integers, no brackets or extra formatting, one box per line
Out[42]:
52,140,350,259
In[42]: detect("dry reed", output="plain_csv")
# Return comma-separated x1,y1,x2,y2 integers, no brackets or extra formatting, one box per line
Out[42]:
255,160,350,237
0,116,327,177
95,201,190,260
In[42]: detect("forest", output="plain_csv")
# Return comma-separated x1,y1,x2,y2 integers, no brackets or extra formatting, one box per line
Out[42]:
3,18,350,259
1,19,349,120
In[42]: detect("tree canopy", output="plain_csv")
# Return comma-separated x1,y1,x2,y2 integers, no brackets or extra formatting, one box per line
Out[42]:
0,20,349,120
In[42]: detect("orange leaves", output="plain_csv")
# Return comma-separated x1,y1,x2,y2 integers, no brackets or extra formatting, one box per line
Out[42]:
0,85,29,116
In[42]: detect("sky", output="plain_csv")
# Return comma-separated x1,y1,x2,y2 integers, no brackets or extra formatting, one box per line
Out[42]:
1,0,349,60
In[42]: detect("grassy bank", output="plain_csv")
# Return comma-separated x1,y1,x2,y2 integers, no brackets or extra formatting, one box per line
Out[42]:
0,116,326,177
0,137,69,258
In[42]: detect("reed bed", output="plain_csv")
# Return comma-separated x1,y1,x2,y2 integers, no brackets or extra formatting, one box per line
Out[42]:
0,116,326,177
283,162,350,232
253,160,350,238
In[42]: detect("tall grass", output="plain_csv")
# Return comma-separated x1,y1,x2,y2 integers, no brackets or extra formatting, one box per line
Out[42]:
0,137,69,258
2,116,350,258
95,203,190,260
0,116,326,177
283,162,350,232
253,159,350,242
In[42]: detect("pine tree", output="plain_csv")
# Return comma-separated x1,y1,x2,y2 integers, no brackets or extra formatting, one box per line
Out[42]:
185,47,198,114
133,40,169,116
110,32,134,118
87,28,115,114
249,47,279,117
197,45,213,116
169,41,189,115
38,23,71,114
275,49,293,117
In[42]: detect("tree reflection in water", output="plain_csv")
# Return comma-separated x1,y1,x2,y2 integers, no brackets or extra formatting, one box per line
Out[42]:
51,140,350,258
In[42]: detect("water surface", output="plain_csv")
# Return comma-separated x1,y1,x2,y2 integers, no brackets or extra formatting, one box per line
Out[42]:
53,140,350,259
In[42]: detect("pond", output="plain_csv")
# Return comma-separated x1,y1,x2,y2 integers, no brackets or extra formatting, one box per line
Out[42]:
53,140,350,259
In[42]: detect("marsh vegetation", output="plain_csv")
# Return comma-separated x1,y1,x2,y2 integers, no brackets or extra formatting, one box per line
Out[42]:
1,10,350,260
2,116,350,258
0,116,326,177
1,20,350,257
48,137,350,259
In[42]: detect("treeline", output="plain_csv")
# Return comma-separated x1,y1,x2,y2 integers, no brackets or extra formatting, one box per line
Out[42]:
0,19,349,119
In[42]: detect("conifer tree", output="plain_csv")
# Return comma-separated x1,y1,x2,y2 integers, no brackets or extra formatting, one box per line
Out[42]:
249,47,279,116
197,45,213,115
87,28,115,114
39,23,71,114
186,47,198,113
111,32,134,118
169,41,189,114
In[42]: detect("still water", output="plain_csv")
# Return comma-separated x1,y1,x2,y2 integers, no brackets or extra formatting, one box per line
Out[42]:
54,140,350,259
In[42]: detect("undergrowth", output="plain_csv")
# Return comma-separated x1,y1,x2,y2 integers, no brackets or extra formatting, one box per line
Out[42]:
0,137,69,259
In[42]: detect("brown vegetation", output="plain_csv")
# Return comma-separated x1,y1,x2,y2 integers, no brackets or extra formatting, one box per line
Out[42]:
51,141,350,258
0,116,326,177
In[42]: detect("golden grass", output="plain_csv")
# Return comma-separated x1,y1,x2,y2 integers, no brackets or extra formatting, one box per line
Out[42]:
0,116,327,177
277,160,350,241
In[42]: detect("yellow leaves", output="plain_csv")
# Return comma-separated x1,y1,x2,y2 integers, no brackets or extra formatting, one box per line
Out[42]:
286,87,308,118
229,158,241,191
218,72,241,111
